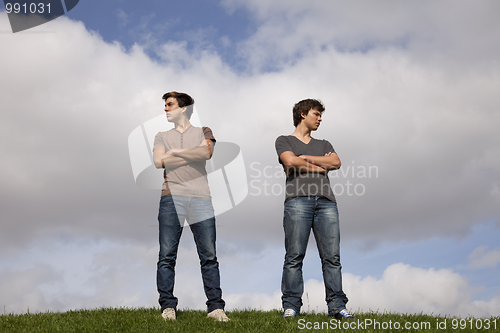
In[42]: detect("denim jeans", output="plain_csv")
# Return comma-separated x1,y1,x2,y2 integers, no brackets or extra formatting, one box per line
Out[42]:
157,195,225,312
281,196,348,315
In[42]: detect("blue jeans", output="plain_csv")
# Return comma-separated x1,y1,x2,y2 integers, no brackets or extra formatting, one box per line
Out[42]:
281,196,348,315
157,196,225,312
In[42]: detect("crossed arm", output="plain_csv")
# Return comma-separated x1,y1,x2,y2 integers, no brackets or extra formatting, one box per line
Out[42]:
279,151,341,174
153,139,214,169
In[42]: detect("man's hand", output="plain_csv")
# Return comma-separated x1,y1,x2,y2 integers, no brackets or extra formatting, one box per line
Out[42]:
167,148,184,156
154,140,214,170
280,151,327,175
298,152,341,171
172,140,213,161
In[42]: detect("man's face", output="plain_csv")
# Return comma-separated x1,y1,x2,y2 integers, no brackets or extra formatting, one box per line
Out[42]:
302,108,322,131
164,97,184,123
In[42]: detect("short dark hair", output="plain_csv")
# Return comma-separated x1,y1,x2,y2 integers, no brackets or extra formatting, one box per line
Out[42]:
162,91,195,119
292,99,325,127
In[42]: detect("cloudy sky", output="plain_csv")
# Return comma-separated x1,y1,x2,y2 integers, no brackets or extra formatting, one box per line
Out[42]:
1,0,499,317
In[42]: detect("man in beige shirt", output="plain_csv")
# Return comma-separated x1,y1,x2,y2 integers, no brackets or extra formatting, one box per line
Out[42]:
153,91,229,322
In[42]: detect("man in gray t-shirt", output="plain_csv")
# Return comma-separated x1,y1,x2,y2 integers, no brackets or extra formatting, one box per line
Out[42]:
276,135,337,203
152,91,229,322
276,99,353,320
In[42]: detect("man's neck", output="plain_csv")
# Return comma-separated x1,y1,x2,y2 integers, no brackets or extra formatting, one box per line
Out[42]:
292,123,312,140
174,118,192,133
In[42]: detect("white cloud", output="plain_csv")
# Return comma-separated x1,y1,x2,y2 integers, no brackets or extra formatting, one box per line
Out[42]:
116,9,129,27
1,0,500,317
472,295,500,317
468,246,500,269
2,6,499,252
0,265,61,314
0,239,159,314
301,263,499,317
223,0,500,71
345,263,476,316
2,241,498,318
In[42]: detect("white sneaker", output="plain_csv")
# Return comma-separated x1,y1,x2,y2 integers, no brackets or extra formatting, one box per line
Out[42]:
207,308,230,322
282,308,297,318
161,308,176,321
334,309,354,319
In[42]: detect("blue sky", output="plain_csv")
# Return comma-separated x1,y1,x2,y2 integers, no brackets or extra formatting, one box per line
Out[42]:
1,0,500,317
66,0,255,70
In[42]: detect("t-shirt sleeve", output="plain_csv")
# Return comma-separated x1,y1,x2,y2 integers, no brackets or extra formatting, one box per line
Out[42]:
202,126,216,143
323,140,336,155
153,132,165,152
276,136,293,164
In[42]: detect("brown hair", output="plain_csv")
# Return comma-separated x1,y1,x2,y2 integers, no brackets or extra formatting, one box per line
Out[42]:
162,91,195,119
292,99,325,127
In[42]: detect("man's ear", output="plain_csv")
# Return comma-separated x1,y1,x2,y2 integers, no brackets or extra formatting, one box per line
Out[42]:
181,106,187,113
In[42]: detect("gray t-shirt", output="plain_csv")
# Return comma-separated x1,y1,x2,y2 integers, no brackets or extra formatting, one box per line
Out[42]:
275,135,337,203
153,126,215,199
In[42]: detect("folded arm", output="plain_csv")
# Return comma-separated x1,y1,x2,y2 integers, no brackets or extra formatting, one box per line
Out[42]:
279,151,335,175
154,140,214,169
299,152,341,171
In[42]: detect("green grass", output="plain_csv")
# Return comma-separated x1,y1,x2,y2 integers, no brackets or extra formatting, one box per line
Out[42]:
0,308,498,332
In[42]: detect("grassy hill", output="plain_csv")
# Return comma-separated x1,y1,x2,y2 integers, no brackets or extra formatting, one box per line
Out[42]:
1,308,498,332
